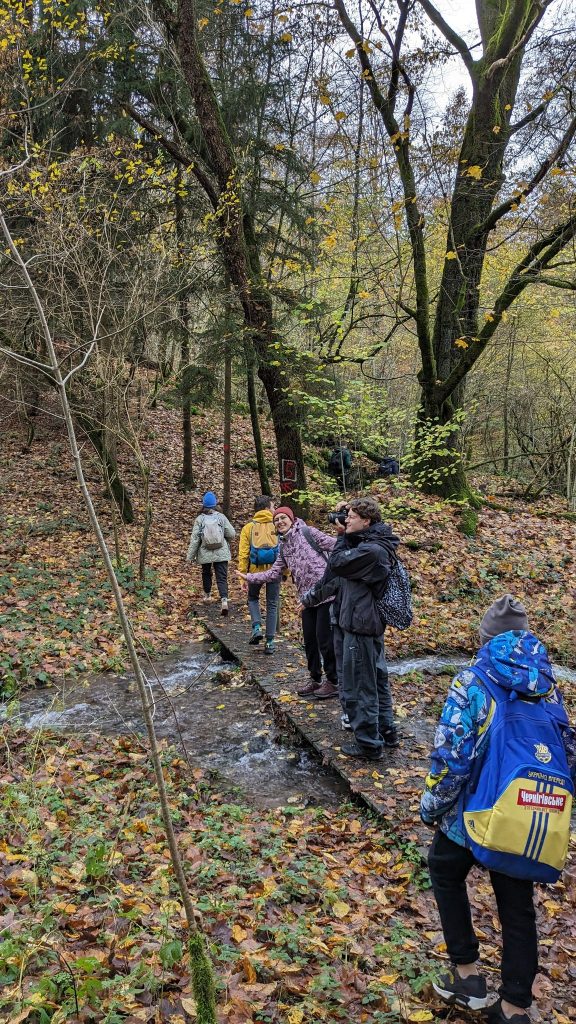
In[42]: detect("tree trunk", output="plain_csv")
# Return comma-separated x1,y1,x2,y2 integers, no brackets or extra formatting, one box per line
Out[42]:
245,343,271,495
77,413,135,524
176,177,194,490
173,0,307,496
223,342,231,515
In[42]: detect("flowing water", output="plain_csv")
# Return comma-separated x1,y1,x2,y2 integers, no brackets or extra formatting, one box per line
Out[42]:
3,649,574,810
1,645,349,810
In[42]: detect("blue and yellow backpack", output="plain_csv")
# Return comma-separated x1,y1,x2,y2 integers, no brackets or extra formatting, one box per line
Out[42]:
463,666,573,882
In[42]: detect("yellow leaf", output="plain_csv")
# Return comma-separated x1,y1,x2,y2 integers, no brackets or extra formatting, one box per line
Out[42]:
454,337,468,348
319,94,331,105
197,17,209,29
216,704,225,710
408,1012,434,1022
278,13,289,22
379,972,399,984
309,170,320,185
242,956,257,983
492,124,501,133
232,924,247,942
445,251,457,260
245,8,254,16
287,1009,304,1024
280,31,292,42
550,167,565,176
332,901,351,918
358,290,369,299
334,111,347,121
345,47,356,58
465,164,483,179
181,996,197,1017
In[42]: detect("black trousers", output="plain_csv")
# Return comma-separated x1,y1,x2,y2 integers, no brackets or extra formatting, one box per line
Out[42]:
201,561,228,598
301,604,337,684
428,830,537,1008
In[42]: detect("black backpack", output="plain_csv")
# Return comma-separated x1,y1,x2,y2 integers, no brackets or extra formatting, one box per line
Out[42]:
376,457,399,477
376,557,412,630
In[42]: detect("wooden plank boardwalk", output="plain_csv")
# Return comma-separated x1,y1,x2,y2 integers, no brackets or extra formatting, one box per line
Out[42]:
196,601,432,841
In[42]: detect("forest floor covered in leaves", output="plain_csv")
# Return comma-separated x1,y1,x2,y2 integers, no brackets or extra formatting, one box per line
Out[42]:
1,404,576,1023
1,728,575,1024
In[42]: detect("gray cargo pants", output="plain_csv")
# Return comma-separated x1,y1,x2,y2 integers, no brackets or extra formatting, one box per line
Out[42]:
341,631,394,755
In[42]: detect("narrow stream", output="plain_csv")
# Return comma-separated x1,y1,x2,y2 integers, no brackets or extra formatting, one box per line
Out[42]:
3,650,573,811
1,645,349,810
388,654,576,684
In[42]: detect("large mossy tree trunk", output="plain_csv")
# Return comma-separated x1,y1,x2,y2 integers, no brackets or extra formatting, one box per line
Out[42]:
337,0,576,500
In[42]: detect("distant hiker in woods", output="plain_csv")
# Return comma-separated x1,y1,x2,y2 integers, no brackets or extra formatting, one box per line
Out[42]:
237,506,339,698
327,445,352,491
186,491,236,616
301,496,400,757
421,595,576,1024
237,495,279,655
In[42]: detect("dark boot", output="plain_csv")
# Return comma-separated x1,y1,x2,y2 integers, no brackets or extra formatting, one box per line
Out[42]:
310,681,339,700
296,678,322,697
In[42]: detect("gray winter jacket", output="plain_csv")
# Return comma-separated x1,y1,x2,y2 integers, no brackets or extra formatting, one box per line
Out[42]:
186,511,236,564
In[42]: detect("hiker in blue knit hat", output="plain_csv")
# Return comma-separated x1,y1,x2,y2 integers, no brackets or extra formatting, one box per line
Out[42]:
186,492,235,615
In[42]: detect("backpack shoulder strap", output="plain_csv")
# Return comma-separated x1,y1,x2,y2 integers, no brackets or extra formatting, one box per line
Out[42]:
302,526,329,563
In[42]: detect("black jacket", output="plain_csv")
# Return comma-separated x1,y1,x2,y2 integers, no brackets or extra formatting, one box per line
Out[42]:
303,522,399,636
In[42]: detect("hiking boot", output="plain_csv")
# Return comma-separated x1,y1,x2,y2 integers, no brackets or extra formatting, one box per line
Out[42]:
296,679,322,697
382,726,400,748
220,598,229,616
485,1000,530,1024
432,967,488,1011
264,638,275,655
310,681,339,700
341,714,353,730
341,742,383,762
202,593,211,603
248,624,262,645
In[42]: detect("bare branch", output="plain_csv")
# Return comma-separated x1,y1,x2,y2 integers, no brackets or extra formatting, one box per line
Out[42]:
122,102,219,209
415,0,475,73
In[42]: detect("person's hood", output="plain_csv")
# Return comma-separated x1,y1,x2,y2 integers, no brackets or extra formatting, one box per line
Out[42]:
474,630,555,697
252,509,274,524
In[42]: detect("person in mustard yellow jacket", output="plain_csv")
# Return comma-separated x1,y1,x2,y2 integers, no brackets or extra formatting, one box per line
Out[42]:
237,496,279,653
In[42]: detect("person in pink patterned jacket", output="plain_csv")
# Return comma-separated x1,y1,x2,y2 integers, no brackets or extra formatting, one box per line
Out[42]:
237,506,338,699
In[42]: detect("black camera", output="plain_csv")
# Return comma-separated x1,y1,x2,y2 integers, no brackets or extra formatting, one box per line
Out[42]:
328,507,348,525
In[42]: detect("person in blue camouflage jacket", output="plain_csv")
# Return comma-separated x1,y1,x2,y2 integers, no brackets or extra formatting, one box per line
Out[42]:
420,595,576,1024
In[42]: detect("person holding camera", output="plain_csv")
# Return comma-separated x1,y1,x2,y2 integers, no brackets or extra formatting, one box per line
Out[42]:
301,496,399,759
237,506,339,698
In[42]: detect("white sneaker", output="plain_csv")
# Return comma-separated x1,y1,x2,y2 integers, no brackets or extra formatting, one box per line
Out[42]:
221,598,229,616
341,714,352,730
202,594,211,603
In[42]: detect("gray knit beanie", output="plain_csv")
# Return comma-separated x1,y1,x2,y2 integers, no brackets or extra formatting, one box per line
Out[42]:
479,594,529,644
